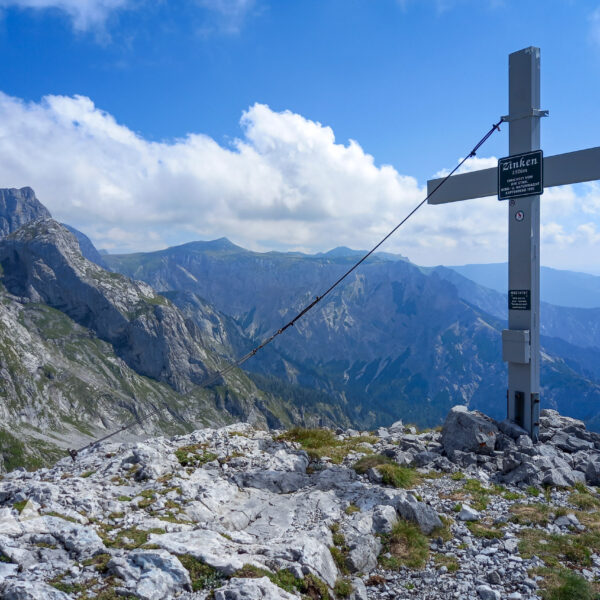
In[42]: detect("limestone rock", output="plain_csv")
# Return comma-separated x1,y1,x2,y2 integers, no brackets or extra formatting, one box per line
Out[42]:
441,406,498,457
214,576,297,600
0,187,51,239
0,219,212,393
0,580,71,600
372,504,397,534
107,550,192,600
457,504,480,522
396,495,442,534
586,456,600,485
476,584,501,600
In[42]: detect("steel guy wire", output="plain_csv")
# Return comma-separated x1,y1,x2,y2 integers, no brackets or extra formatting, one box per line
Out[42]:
69,116,504,459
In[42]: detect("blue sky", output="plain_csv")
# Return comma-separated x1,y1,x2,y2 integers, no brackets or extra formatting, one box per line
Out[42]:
1,0,600,273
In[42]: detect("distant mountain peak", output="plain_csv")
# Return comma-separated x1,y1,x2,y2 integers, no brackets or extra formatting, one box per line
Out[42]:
322,246,363,257
0,187,52,238
179,237,246,254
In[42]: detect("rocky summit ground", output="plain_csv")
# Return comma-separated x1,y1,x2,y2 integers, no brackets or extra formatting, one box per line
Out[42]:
2,408,600,600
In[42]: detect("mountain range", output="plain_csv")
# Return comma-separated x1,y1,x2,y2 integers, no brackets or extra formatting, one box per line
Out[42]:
103,235,600,431
1,186,599,471
0,188,347,471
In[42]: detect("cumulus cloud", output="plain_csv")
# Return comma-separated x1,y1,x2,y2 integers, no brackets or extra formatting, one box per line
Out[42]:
0,0,131,30
0,91,598,271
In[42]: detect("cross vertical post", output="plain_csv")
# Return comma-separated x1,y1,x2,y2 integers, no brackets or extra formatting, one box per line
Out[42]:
426,46,600,440
506,47,541,441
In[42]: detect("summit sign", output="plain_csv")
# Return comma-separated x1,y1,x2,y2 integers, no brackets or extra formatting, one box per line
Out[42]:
427,46,600,440
498,150,543,200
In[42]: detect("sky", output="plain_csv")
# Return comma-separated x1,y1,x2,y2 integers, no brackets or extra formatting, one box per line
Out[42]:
1,1,600,273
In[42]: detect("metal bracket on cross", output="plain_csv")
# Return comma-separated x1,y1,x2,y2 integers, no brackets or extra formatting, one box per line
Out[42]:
426,47,600,440
501,109,549,122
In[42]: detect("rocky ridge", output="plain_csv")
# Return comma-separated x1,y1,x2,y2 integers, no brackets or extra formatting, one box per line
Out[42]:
0,188,51,239
2,407,600,599
0,219,216,393
104,239,600,430
0,215,346,472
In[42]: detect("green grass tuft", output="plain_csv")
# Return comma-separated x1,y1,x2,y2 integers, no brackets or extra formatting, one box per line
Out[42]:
278,427,376,464
353,454,394,474
377,463,419,489
379,519,429,570
178,555,224,591
535,567,598,600
333,578,353,598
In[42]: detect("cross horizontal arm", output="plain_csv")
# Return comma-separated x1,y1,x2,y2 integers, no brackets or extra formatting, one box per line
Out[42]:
427,146,600,205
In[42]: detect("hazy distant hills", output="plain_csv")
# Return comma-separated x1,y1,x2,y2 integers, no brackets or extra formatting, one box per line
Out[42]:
450,262,600,309
105,240,600,430
431,266,600,352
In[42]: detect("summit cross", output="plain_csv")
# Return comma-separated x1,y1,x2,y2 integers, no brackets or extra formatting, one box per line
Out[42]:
426,47,600,440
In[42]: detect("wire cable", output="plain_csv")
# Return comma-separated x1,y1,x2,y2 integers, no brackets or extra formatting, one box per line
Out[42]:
69,117,504,459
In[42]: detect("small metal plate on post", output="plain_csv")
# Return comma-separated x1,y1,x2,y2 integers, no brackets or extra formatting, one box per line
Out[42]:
498,150,543,200
502,329,530,364
509,289,531,311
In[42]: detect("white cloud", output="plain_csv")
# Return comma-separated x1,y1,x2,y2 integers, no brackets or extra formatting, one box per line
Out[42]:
0,90,598,272
0,0,131,30
196,0,256,34
433,155,498,178
0,0,257,33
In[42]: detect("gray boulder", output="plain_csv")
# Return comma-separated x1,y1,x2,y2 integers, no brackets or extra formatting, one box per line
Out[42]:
0,580,70,600
552,432,594,453
396,495,442,534
586,456,600,485
349,577,368,600
497,419,529,440
477,585,501,600
542,468,577,488
442,405,499,456
107,550,192,600
214,576,297,600
501,461,542,486
412,451,438,467
540,409,585,431
346,534,381,573
372,505,397,534
457,504,480,522
131,443,178,481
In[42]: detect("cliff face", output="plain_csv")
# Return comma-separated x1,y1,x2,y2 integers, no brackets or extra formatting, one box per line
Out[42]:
0,187,51,238
0,219,214,393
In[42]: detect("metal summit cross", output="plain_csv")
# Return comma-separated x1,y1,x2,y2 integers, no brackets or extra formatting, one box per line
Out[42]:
426,46,600,441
